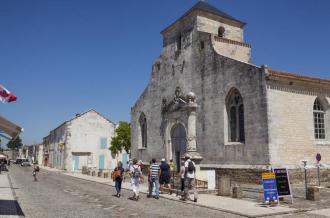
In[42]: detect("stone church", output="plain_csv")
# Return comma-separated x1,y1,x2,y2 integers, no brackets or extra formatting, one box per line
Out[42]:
131,2,330,182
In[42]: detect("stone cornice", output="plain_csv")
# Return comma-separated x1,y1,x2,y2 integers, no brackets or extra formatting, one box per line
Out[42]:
214,35,251,48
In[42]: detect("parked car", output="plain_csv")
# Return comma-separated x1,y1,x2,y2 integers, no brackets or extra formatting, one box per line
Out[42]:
21,160,32,167
9,159,16,164
15,158,25,164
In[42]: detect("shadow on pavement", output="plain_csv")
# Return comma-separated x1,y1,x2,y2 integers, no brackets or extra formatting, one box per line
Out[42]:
0,200,25,216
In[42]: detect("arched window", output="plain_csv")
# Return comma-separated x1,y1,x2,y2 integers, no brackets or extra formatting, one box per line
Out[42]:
313,98,326,140
218,26,225,37
226,88,245,142
177,34,182,50
139,113,147,148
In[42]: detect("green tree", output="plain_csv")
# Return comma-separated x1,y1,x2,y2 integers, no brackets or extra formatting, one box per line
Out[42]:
7,136,23,150
110,122,131,155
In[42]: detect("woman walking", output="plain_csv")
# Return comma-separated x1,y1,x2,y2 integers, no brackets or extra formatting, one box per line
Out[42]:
114,161,124,197
129,158,142,201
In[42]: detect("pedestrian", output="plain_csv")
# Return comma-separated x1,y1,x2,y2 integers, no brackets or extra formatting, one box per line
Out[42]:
147,158,160,199
33,163,40,182
138,160,144,183
126,159,133,172
129,158,142,201
159,158,172,194
169,159,175,172
182,155,198,202
124,159,133,182
113,161,124,197
179,160,185,195
138,160,144,173
169,159,176,189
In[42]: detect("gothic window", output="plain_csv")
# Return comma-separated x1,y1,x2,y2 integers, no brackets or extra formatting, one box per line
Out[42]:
139,113,147,148
313,98,326,140
226,88,245,143
218,26,225,37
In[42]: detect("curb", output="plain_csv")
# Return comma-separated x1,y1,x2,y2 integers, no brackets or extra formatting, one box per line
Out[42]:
41,168,302,218
7,173,25,218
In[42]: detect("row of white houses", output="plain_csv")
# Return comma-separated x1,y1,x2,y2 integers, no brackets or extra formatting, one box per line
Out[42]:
42,109,128,172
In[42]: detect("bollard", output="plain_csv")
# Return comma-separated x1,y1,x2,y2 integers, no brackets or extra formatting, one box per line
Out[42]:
232,186,243,198
217,175,231,196
307,186,320,201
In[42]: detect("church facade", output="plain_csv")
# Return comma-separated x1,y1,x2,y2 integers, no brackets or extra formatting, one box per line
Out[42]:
131,2,330,182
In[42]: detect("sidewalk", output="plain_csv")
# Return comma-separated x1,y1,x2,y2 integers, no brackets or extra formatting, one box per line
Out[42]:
40,166,298,217
0,172,24,218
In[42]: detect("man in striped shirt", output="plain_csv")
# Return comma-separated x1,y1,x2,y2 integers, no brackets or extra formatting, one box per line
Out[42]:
147,158,160,199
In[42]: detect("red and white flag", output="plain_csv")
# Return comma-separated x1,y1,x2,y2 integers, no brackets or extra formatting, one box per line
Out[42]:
0,84,17,103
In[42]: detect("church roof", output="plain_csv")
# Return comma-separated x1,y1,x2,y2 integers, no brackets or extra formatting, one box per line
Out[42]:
188,1,245,25
161,1,245,34
268,69,330,85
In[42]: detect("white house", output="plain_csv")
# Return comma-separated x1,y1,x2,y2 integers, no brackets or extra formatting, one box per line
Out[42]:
44,109,128,172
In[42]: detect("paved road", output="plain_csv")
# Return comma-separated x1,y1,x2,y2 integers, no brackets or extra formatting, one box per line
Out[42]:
9,165,243,218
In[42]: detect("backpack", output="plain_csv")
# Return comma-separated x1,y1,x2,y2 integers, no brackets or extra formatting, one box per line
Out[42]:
187,161,195,173
35,166,40,172
132,166,141,178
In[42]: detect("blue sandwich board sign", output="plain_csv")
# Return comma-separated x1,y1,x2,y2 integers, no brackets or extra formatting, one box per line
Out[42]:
262,172,278,203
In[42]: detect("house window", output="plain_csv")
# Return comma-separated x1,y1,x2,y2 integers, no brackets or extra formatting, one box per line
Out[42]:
100,137,107,149
226,88,245,142
218,26,225,37
139,113,147,148
314,98,326,140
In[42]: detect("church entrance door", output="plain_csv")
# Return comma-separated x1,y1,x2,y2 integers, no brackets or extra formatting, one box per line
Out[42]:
171,124,187,172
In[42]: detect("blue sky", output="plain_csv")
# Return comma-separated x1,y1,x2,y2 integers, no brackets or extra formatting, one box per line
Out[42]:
1,0,330,145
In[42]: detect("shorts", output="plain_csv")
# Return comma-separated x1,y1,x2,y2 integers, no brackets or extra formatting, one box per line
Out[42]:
160,175,170,184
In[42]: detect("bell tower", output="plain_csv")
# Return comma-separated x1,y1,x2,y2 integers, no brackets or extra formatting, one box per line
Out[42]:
161,1,251,63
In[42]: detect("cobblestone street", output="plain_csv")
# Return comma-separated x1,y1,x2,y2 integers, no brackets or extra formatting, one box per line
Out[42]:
8,165,242,218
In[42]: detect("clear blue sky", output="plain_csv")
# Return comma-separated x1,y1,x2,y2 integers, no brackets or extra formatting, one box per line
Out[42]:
1,0,330,145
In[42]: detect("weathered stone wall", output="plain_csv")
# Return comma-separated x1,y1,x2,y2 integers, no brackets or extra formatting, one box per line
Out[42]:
266,80,330,168
131,19,270,168
191,31,269,166
215,168,330,184
216,168,266,184
196,16,243,42
211,36,251,63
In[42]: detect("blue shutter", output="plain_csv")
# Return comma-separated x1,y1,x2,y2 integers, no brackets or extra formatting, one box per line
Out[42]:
73,155,79,171
99,155,105,170
100,137,107,149
122,153,128,168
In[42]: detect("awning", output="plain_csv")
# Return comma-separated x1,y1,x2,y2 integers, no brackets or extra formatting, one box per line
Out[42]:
0,116,23,140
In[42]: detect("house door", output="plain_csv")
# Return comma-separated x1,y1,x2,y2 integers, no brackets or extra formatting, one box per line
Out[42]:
171,124,187,172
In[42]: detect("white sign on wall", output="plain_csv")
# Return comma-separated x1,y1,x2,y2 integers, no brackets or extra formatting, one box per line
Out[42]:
207,170,216,190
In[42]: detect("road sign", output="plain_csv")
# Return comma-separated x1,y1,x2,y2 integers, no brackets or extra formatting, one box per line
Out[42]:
316,153,321,162
262,172,278,203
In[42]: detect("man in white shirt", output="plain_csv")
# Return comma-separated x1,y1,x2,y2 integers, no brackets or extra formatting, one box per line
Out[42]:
182,155,198,202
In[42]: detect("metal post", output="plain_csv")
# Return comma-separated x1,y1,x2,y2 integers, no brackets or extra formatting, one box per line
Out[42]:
302,160,308,199
317,163,320,187
172,170,175,190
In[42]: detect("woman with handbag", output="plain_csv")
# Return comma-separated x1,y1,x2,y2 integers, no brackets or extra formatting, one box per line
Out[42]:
113,161,124,197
